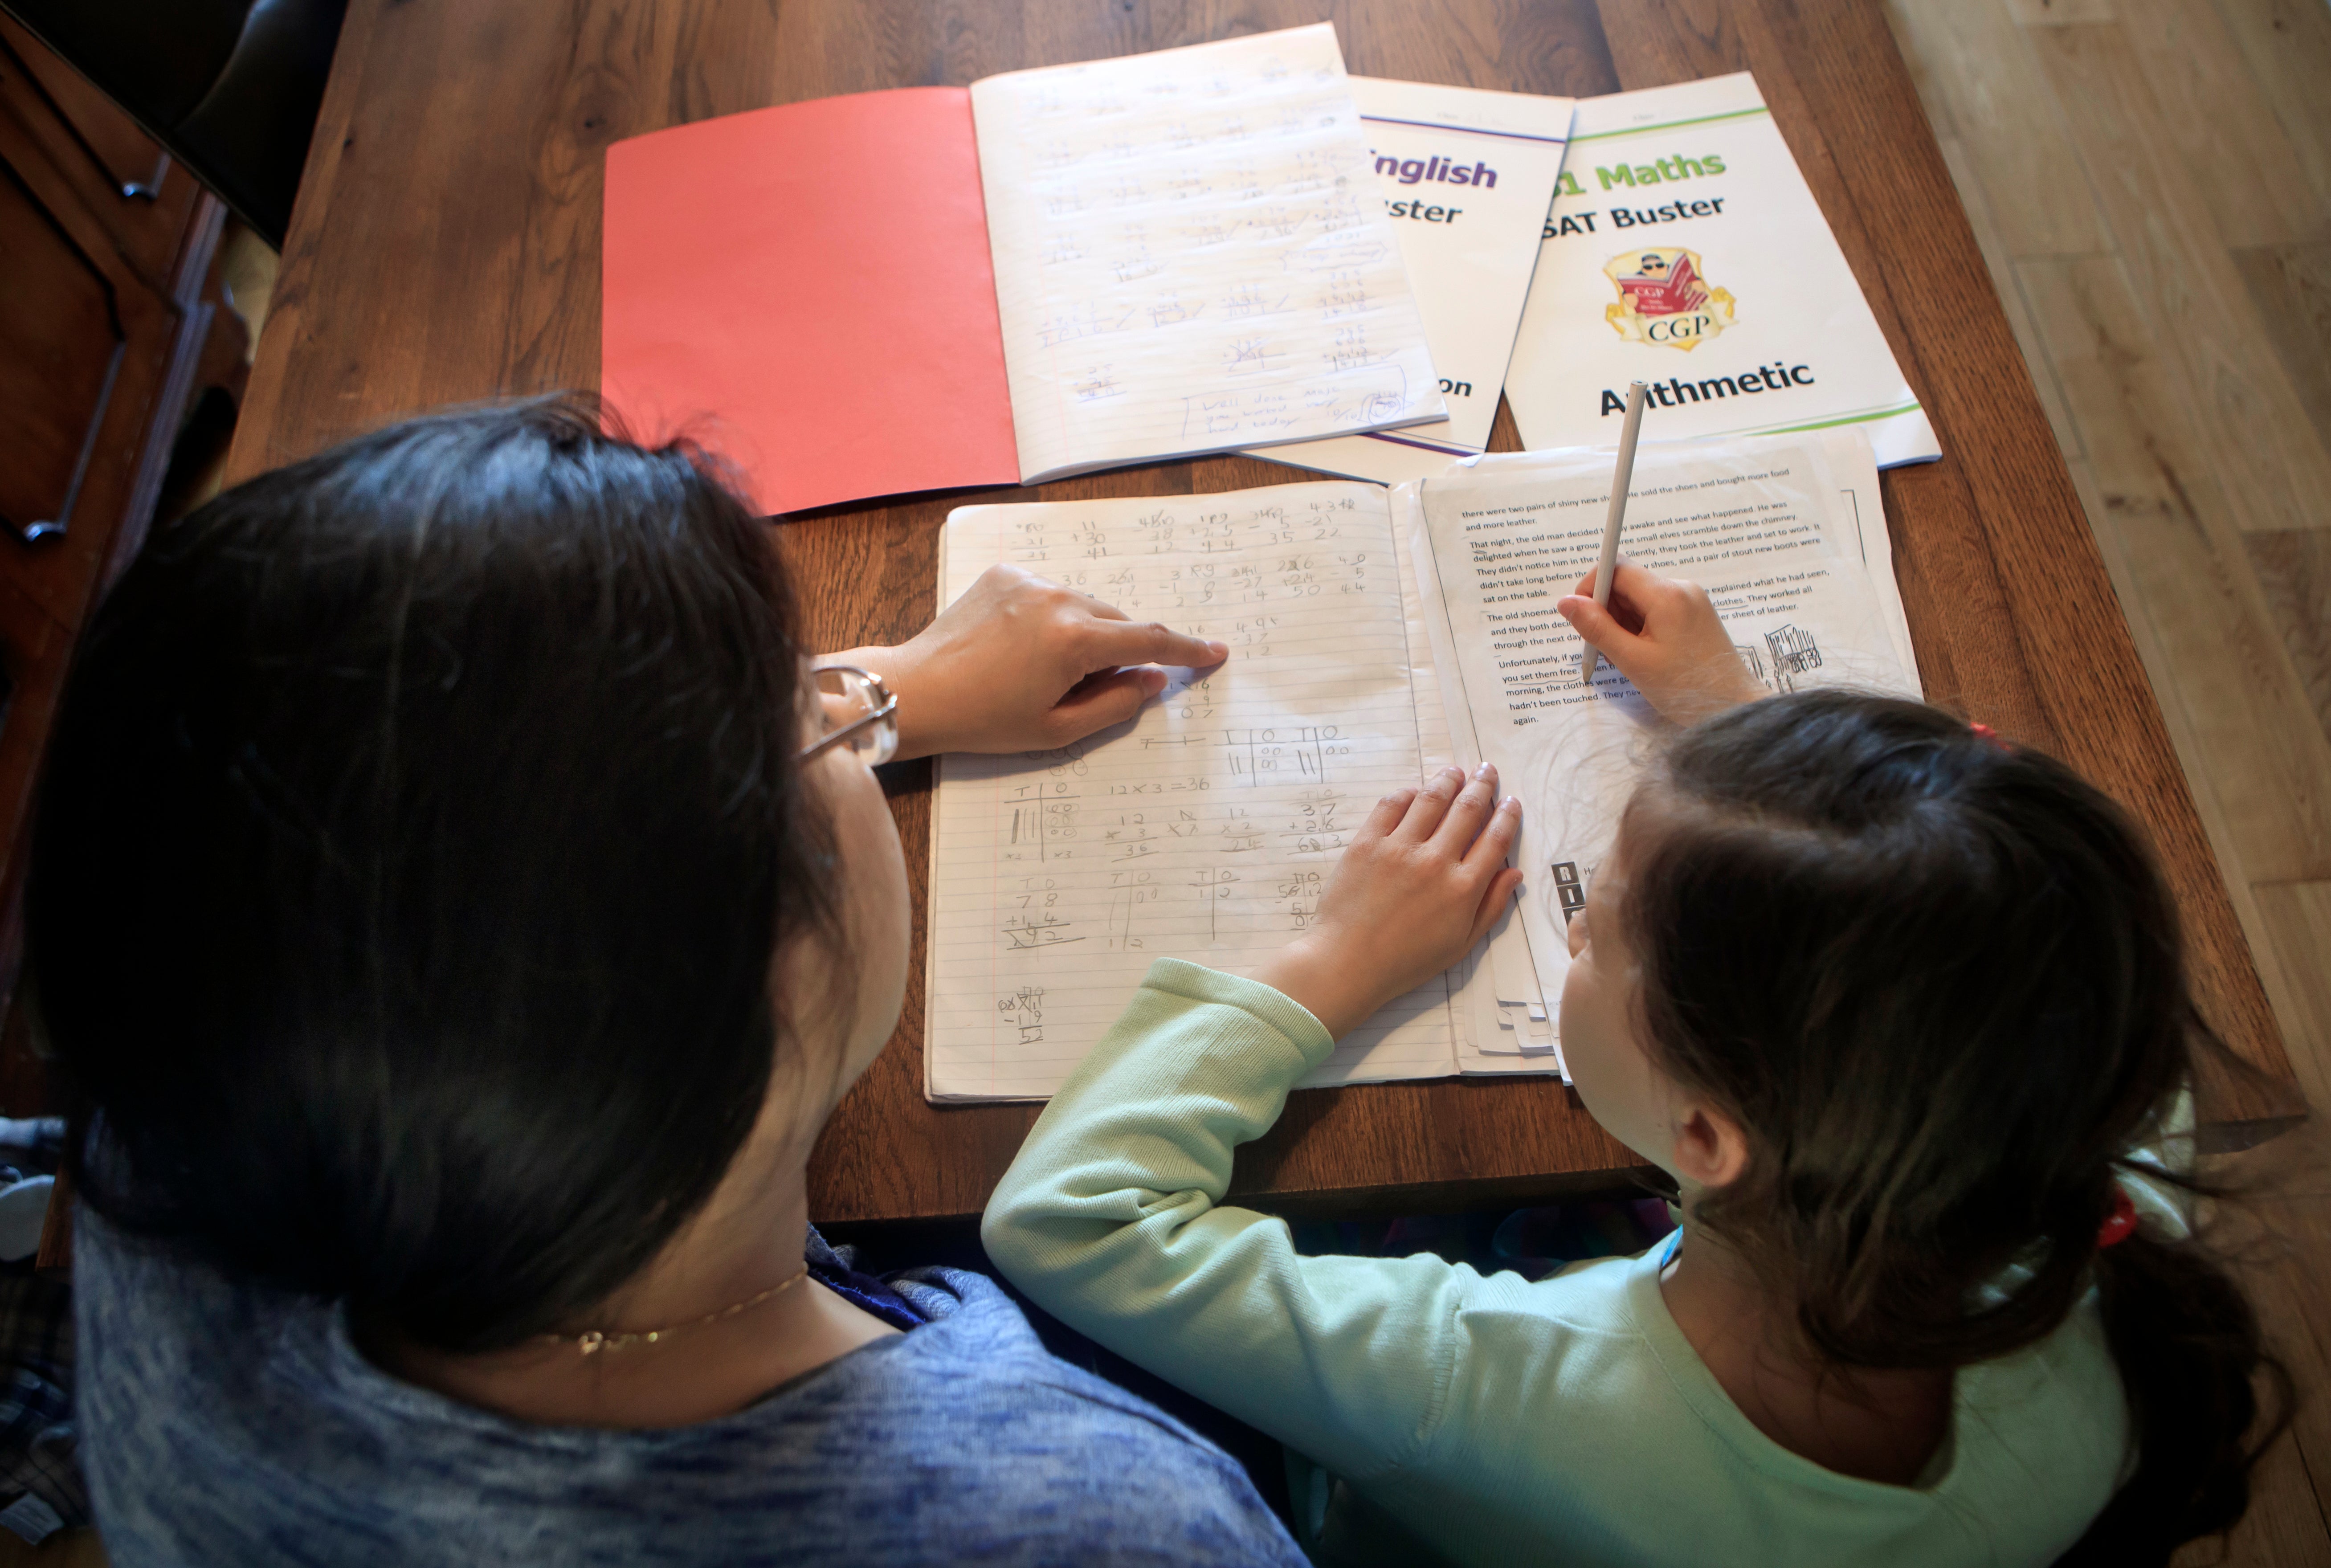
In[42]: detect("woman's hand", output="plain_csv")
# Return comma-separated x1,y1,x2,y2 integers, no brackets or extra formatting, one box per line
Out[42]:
835,565,1228,760
1557,562,1768,726
1251,765,1523,1040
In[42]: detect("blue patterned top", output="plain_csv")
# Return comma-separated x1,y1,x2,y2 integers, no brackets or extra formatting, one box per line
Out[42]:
73,1214,1305,1566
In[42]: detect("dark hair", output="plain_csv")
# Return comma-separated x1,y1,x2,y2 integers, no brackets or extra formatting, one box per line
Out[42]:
26,398,840,1354
1622,690,2287,1564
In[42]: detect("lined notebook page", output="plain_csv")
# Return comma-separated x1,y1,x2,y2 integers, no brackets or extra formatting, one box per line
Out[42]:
926,483,1458,1101
968,24,1445,486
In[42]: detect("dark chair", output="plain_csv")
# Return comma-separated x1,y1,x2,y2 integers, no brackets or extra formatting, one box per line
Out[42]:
0,0,348,246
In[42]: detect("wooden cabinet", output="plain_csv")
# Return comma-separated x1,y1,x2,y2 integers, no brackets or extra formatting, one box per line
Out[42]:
0,14,247,1080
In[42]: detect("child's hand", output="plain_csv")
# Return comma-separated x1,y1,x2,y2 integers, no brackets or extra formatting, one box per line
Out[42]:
1558,562,1768,725
837,565,1228,760
1251,765,1523,1039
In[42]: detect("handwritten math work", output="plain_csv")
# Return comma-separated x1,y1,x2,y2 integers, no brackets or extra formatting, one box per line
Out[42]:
972,24,1444,484
927,484,1460,1100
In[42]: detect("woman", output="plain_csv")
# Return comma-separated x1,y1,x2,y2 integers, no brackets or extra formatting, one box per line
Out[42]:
29,401,1305,1565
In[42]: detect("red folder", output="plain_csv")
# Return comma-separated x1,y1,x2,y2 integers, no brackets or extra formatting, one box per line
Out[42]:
602,89,1020,517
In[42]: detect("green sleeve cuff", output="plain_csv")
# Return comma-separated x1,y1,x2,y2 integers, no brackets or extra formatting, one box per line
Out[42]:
1138,957,1337,1069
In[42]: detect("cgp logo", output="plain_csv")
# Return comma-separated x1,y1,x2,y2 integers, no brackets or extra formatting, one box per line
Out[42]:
1601,247,1736,351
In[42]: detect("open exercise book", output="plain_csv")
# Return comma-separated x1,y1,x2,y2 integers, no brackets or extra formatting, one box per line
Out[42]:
602,24,1443,517
924,429,1920,1102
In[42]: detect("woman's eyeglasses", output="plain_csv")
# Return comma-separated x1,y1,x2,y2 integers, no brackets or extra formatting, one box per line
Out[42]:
798,665,899,766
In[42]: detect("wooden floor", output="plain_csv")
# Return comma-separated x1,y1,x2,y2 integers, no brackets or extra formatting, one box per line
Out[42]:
1881,0,2331,1560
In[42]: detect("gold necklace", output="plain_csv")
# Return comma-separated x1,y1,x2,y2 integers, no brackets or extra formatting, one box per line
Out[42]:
537,1266,811,1356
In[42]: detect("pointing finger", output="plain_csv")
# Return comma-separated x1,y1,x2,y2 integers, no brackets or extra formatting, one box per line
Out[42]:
1083,617,1230,673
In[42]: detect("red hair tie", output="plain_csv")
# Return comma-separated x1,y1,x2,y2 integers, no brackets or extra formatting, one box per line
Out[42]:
1969,722,2009,752
2095,1187,2138,1250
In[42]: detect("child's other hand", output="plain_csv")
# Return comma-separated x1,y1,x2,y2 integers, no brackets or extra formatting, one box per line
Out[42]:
837,565,1229,760
1252,766,1523,1040
1558,562,1768,725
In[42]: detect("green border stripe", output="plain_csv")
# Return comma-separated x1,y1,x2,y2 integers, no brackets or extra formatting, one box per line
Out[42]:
1569,106,1770,143
1736,403,1926,437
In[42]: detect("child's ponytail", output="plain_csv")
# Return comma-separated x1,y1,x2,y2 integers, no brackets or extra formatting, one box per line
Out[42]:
1627,691,2289,1560
2060,1215,2290,1563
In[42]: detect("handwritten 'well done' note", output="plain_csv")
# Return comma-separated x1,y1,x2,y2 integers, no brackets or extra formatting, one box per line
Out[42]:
927,484,1459,1100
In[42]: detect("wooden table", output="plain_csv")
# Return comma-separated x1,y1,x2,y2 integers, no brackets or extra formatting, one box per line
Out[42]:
225,0,2305,1225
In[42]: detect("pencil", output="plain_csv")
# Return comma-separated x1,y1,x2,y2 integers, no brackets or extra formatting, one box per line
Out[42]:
1582,379,1650,686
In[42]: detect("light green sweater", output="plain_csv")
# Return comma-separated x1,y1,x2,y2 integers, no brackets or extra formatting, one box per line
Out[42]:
981,959,2129,1568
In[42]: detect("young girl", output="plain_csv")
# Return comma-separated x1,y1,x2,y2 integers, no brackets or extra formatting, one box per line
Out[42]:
983,564,2283,1565
29,401,1310,1565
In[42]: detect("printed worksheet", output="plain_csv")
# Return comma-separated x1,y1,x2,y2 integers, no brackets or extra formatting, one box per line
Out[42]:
927,484,1466,1101
1402,428,1919,1008
972,26,1447,483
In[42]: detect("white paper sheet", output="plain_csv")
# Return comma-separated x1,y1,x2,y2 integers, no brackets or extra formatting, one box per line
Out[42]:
1391,470,1559,1078
1503,74,1941,468
1832,450,1918,687
1398,489,1564,1078
969,25,1446,486
1404,429,1923,1011
1247,76,1575,485
926,483,1463,1101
